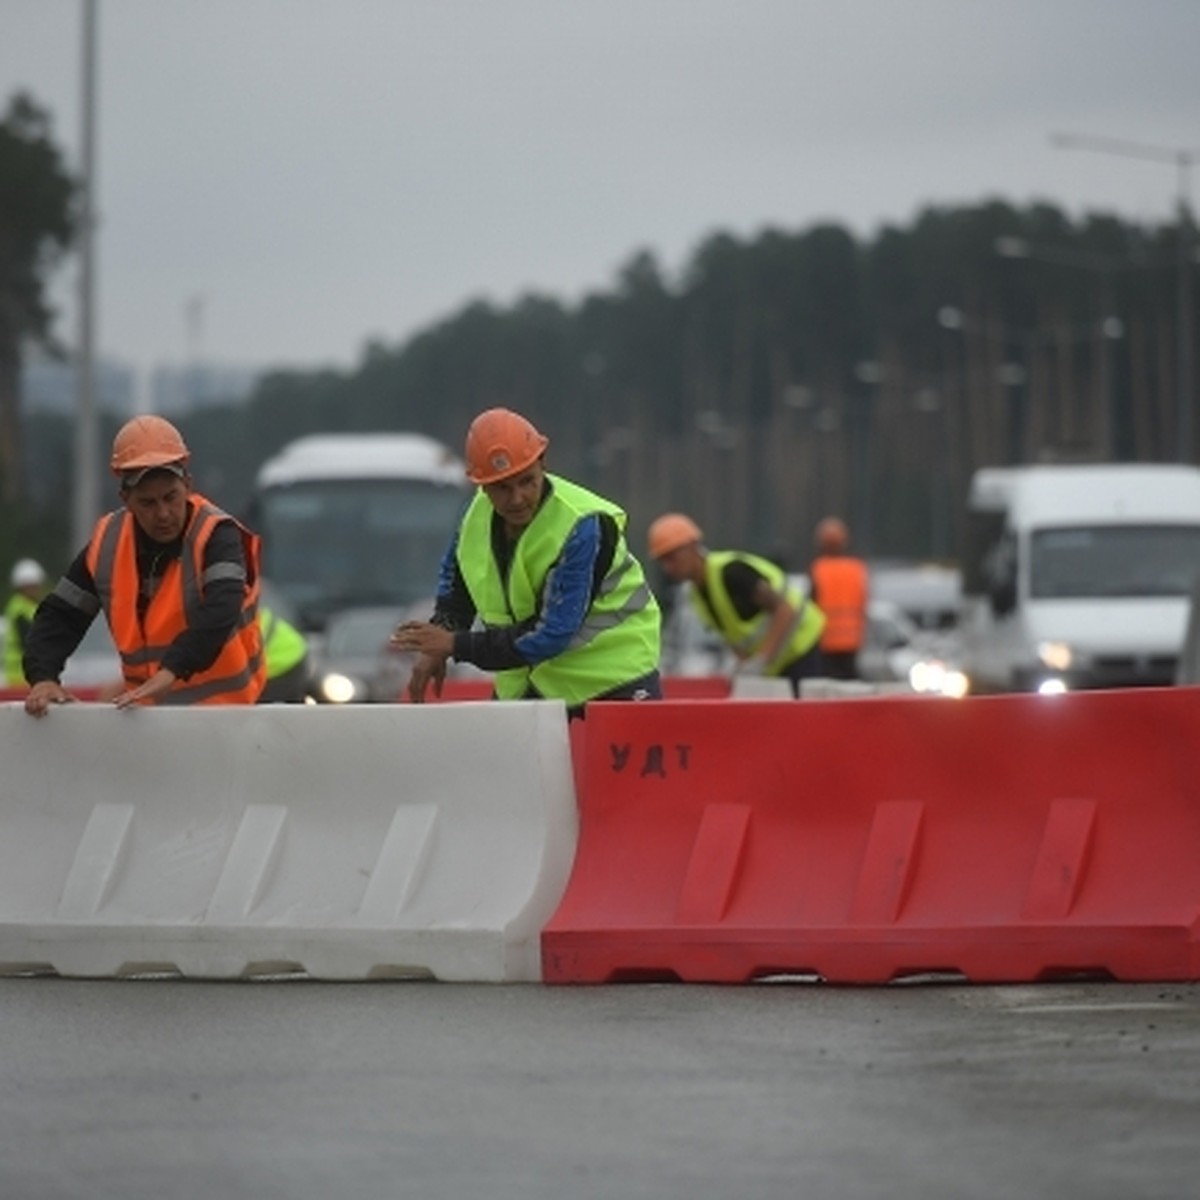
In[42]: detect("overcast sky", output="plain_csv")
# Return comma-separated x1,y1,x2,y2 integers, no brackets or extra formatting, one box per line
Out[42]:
3,0,1199,379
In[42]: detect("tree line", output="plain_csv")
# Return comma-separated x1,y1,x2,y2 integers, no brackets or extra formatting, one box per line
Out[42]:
4,90,1197,577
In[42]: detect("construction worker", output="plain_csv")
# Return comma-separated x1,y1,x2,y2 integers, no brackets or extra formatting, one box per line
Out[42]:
3,558,47,687
647,512,825,696
22,414,265,716
809,515,869,680
390,407,662,716
258,604,311,703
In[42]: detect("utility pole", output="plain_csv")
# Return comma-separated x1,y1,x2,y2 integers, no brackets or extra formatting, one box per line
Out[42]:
1051,132,1199,464
72,0,99,551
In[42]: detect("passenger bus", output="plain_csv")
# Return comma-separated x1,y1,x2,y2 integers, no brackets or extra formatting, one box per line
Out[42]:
249,433,469,631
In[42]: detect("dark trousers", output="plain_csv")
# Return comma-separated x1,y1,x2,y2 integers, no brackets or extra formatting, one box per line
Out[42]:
780,646,826,697
821,650,860,681
258,656,311,704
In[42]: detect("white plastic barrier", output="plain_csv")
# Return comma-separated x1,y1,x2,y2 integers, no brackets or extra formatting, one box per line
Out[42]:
0,701,578,981
730,677,918,700
799,678,916,699
729,676,794,700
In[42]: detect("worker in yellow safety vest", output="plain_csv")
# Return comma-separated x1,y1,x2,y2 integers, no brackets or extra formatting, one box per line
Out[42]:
390,407,662,717
3,558,47,686
258,604,311,703
647,512,825,696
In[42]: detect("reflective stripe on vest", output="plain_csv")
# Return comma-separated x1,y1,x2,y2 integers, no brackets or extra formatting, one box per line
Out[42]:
456,475,661,706
692,550,825,675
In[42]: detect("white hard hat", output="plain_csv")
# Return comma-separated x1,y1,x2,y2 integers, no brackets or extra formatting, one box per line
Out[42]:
10,558,46,589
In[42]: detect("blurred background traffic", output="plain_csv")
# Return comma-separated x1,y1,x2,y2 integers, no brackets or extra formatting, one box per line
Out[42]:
2,2,1199,701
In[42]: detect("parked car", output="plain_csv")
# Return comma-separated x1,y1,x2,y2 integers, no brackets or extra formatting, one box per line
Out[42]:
308,606,411,703
859,598,967,697
308,602,487,704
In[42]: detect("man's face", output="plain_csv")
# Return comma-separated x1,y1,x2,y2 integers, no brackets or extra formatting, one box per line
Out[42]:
123,472,192,543
657,544,698,583
483,460,545,531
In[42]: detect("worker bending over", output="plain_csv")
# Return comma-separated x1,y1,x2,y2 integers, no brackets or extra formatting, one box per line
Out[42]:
648,512,825,696
391,407,661,717
23,415,265,714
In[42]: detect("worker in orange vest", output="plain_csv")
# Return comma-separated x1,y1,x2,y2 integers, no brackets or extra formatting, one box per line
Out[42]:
22,415,265,715
809,516,869,680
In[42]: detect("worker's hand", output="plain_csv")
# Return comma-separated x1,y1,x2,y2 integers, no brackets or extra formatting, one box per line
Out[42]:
735,655,768,678
406,652,447,704
112,667,177,710
390,621,454,658
24,680,75,718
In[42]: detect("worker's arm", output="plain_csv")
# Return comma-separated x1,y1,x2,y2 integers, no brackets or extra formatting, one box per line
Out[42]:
22,550,99,716
750,578,798,668
720,561,796,669
22,548,98,686
393,515,617,673
427,528,478,633
158,521,247,680
455,513,613,671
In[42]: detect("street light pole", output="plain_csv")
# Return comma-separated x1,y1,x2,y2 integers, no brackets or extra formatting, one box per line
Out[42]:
72,0,100,552
1050,132,1199,463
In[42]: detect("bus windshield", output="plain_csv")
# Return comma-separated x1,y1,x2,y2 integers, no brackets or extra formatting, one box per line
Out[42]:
257,478,467,628
1030,524,1200,599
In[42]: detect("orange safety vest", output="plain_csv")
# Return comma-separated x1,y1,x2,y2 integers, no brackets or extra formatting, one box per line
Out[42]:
810,555,868,653
86,494,265,705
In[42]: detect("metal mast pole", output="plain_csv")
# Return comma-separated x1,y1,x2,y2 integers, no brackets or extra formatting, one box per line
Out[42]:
72,0,99,551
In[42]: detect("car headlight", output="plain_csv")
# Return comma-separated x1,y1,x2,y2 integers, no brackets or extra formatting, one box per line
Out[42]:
318,672,365,704
908,659,970,698
1037,677,1069,696
1037,640,1073,672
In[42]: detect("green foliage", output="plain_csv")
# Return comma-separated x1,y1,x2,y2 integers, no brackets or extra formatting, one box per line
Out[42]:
13,195,1196,563
1,90,78,515
0,91,77,347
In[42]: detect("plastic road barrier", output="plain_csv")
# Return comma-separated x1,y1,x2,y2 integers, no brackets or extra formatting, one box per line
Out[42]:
421,676,735,703
542,689,1200,984
0,701,577,981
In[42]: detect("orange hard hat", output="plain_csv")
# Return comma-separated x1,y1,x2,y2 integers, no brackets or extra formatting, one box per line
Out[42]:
110,415,190,478
464,407,549,485
815,516,849,553
647,512,703,559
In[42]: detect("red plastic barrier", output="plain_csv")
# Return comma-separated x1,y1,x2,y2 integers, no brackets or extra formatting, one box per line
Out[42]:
401,678,494,703
661,675,731,700
543,688,1200,984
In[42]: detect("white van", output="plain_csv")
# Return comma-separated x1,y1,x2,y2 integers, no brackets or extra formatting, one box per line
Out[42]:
959,464,1200,693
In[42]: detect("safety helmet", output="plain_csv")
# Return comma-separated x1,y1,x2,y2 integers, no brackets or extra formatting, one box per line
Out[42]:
10,558,46,589
815,516,849,553
464,408,549,485
110,415,190,480
647,513,703,560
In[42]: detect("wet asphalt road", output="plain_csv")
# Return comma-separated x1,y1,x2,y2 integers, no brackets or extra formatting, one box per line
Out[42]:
1,978,1197,1200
